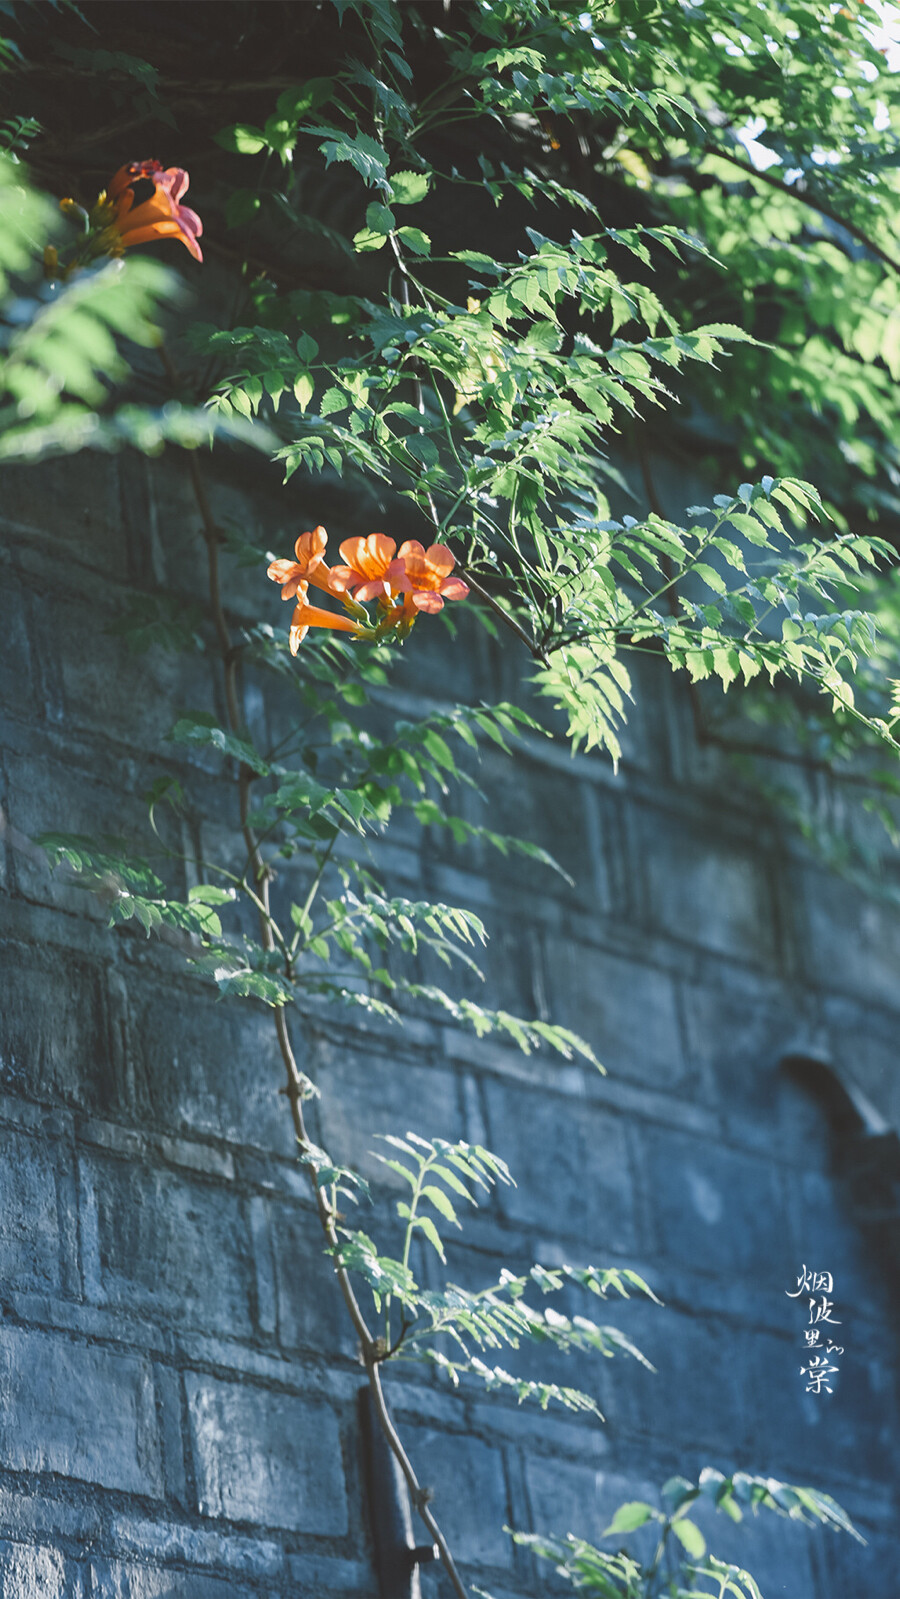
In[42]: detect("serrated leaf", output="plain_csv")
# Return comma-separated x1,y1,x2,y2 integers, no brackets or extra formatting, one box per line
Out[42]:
390,169,431,205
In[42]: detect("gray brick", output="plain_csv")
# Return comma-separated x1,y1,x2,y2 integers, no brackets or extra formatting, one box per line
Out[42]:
131,979,295,1156
524,1457,659,1554
431,745,606,911
598,1300,749,1454
185,1374,348,1532
0,1542,71,1599
153,1365,189,1509
4,749,152,921
287,1552,375,1593
0,454,127,578
407,1427,512,1568
482,1079,637,1252
0,1126,60,1290
798,863,900,1009
315,1038,462,1187
82,1155,255,1335
637,806,778,964
266,1197,356,1358
0,943,117,1112
107,1513,284,1579
31,580,214,755
0,1326,162,1495
0,567,38,721
90,1560,255,1599
641,1128,791,1281
540,941,687,1088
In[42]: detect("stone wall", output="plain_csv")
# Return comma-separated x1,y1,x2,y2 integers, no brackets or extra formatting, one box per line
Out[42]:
1,433,898,1599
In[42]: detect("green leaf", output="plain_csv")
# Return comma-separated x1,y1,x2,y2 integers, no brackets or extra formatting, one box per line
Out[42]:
365,201,395,234
188,884,236,907
396,225,431,256
416,1214,446,1260
390,169,431,205
671,1518,707,1559
276,79,334,120
421,1184,461,1227
602,1502,657,1537
293,371,314,410
168,714,270,776
214,123,266,155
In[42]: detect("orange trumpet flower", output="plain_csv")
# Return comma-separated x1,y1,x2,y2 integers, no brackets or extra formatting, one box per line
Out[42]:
391,541,470,614
329,534,400,601
107,160,203,261
267,526,334,601
288,583,366,655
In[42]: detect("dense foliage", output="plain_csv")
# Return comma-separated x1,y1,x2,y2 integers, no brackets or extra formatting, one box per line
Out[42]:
3,0,896,1592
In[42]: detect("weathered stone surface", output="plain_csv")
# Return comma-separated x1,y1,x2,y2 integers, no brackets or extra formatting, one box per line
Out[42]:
0,942,115,1112
599,1300,750,1455
130,977,295,1156
524,1458,659,1557
185,1374,348,1533
314,1037,462,1185
265,1197,356,1357
482,1079,638,1252
1,432,898,1599
635,804,779,965
0,1542,70,1599
90,1560,255,1599
540,939,688,1087
82,1155,255,1334
406,1427,513,1568
0,1125,60,1290
796,862,900,1009
641,1126,791,1281
0,1326,161,1496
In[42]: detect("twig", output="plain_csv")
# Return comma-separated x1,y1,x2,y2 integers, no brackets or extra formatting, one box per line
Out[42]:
705,141,900,279
458,566,550,664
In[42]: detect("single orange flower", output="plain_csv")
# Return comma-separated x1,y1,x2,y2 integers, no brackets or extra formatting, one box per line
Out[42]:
109,161,203,261
288,582,367,655
329,534,400,601
267,526,334,601
390,541,470,614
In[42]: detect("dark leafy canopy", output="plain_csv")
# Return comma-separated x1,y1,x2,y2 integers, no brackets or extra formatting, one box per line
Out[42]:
7,1,900,773
172,0,900,772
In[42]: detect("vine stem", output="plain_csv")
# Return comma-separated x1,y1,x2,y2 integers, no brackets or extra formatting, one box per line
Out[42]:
174,395,469,1598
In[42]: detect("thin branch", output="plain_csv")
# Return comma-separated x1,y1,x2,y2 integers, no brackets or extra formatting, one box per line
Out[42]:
705,141,900,279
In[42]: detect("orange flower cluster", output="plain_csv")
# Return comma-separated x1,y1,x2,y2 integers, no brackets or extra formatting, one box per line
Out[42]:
267,527,469,654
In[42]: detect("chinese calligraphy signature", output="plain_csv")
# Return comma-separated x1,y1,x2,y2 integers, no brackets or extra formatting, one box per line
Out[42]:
786,1266,843,1394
